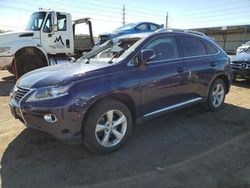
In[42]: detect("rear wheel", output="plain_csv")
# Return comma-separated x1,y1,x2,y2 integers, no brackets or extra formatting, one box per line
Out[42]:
82,99,133,153
207,79,226,111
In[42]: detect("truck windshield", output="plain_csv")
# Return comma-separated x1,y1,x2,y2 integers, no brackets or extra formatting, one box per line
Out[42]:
26,12,46,31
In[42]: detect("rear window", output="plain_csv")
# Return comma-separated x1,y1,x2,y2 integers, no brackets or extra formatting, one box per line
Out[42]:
203,40,219,54
150,24,159,31
180,35,207,57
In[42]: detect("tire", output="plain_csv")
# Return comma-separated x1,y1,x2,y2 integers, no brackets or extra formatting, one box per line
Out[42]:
82,99,133,154
207,79,226,112
16,53,44,78
5,62,15,74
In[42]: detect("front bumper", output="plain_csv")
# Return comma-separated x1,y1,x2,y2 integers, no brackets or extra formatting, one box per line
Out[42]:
9,96,88,143
0,56,13,69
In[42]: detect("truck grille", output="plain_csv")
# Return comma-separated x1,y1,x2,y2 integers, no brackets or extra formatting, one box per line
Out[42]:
14,86,30,103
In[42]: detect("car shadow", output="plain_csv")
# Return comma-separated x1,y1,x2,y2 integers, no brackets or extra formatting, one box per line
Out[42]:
0,75,15,96
1,103,250,187
232,79,250,89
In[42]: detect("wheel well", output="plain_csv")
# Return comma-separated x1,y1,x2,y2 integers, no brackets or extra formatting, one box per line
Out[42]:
82,93,136,128
214,74,230,93
15,47,48,67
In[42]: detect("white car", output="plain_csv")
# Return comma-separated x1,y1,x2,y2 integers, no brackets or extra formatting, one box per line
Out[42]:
236,41,250,54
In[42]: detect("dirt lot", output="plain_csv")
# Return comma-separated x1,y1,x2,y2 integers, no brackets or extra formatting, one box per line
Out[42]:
0,70,250,188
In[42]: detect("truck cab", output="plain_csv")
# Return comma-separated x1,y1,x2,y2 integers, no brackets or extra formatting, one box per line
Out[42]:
0,10,94,78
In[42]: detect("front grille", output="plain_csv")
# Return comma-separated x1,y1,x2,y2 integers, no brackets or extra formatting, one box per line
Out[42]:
14,86,30,103
231,61,250,69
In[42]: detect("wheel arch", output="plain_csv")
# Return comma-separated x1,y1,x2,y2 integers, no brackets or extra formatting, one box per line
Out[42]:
15,46,49,66
209,73,230,94
81,92,137,133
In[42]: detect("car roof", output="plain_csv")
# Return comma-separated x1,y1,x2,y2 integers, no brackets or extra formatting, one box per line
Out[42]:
111,28,212,44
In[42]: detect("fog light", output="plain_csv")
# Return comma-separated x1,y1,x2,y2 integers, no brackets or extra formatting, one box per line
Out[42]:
44,114,58,123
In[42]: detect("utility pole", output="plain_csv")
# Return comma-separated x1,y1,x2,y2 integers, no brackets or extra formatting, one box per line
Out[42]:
122,5,126,26
166,12,168,28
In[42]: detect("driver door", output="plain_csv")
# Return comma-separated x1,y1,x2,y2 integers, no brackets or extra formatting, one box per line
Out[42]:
40,13,71,54
137,34,190,117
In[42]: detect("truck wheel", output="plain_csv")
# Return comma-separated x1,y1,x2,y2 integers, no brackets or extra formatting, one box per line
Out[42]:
16,53,44,78
5,62,15,74
207,79,226,112
82,99,133,154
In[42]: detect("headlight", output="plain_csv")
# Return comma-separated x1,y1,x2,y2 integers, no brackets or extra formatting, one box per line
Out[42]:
0,47,10,53
26,85,72,102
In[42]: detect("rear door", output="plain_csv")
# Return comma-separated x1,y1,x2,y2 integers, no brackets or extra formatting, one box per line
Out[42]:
178,35,219,98
137,34,190,117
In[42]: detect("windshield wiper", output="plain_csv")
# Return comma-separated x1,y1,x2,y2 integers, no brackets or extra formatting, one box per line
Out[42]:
108,45,124,64
108,53,119,64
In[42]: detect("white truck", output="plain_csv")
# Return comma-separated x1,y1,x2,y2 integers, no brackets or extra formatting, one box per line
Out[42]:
0,10,94,78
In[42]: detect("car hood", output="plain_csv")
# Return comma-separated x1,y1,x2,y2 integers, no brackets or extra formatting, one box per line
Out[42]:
17,62,111,88
232,52,250,62
0,30,35,46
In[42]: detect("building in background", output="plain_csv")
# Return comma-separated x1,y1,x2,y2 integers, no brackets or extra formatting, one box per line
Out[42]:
195,25,250,54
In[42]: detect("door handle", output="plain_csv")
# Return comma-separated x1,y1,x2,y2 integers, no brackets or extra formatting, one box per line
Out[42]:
176,67,184,73
210,61,217,67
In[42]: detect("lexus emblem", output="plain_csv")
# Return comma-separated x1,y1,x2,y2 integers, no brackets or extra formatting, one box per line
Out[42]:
241,63,247,69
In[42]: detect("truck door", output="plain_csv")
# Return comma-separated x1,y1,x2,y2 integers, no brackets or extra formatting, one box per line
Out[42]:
40,13,73,55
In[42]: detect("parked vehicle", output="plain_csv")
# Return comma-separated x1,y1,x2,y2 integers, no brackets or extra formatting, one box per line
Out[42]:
236,41,250,54
231,47,250,80
98,22,163,45
9,29,232,153
0,9,94,78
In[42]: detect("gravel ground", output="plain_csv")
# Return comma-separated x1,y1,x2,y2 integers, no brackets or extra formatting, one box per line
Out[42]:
0,70,250,188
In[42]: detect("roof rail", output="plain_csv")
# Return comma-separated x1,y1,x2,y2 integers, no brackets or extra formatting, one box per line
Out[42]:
155,28,207,37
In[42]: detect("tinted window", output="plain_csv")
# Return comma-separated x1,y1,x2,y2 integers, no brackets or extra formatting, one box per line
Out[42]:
145,36,179,61
150,24,159,31
57,14,67,31
180,36,206,57
203,40,219,54
136,24,148,31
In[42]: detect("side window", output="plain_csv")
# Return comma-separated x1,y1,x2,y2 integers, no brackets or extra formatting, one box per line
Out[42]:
180,36,207,57
203,40,219,55
57,14,67,31
144,36,179,62
150,24,159,31
136,24,148,31
43,15,52,33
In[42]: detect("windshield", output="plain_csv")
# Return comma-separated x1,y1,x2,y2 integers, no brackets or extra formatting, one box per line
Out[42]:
26,12,46,31
115,23,137,31
117,38,145,61
77,37,145,64
244,41,250,46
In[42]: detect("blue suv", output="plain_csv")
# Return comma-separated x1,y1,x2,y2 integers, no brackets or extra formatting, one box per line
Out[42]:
9,29,232,153
98,22,163,44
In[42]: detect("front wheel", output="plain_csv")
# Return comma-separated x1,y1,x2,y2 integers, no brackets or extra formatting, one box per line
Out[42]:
207,79,226,111
82,99,133,153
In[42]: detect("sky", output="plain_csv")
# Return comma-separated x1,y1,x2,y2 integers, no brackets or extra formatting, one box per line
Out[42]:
0,0,250,36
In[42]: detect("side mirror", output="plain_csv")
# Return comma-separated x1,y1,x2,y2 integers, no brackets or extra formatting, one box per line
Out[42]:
51,11,58,32
141,49,156,64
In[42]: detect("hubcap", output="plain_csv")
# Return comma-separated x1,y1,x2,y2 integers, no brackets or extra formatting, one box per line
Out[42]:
212,83,224,107
95,109,127,147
